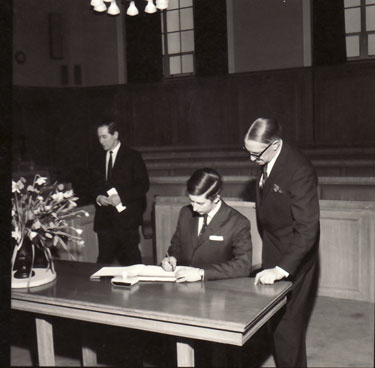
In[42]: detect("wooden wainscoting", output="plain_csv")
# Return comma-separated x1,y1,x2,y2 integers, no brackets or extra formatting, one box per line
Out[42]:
155,197,375,303
63,204,152,264
63,198,375,303
319,200,375,302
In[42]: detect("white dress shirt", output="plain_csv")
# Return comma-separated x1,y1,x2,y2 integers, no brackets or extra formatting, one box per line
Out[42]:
197,200,222,235
260,139,283,184
106,142,121,180
97,142,121,206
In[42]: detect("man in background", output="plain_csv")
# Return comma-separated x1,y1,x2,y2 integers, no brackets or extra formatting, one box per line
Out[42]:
161,167,252,282
90,121,149,266
243,117,320,368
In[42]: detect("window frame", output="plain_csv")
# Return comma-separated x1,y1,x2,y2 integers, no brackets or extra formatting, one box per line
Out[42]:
161,1,196,78
345,0,375,60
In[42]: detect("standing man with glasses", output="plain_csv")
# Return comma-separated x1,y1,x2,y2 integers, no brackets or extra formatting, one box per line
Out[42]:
90,121,149,266
243,118,320,368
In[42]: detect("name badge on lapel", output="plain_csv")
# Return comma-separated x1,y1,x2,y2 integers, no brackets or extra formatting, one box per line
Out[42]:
209,235,224,241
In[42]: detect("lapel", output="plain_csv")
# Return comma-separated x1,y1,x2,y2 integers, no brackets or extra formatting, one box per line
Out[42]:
256,167,262,205
259,143,288,200
191,212,200,250
110,144,127,179
101,150,107,178
195,201,229,248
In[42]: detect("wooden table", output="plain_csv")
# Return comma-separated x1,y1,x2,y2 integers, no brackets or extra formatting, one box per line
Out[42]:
11,261,292,367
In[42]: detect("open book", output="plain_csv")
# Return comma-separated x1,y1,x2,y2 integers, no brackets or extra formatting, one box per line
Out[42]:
90,264,182,282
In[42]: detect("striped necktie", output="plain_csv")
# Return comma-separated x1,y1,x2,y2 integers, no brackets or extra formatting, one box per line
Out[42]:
260,164,268,189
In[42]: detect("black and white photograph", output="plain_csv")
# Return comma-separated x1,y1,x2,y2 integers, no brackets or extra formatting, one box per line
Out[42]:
1,0,374,367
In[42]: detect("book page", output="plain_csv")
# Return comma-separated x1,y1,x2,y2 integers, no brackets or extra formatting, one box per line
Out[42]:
107,187,126,212
90,264,146,279
90,264,183,281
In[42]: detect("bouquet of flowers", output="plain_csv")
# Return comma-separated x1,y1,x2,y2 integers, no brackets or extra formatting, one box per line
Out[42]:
11,174,89,276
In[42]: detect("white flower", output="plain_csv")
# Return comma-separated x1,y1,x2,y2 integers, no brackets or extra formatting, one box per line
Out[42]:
29,231,38,240
26,210,35,221
27,185,38,192
12,229,21,241
69,201,77,208
12,180,24,193
12,174,86,264
63,190,74,198
35,176,47,185
52,192,64,203
32,220,41,230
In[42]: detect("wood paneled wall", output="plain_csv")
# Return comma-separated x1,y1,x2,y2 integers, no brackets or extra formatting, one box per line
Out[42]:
318,200,375,302
314,62,375,145
66,198,375,303
12,62,375,182
154,197,375,302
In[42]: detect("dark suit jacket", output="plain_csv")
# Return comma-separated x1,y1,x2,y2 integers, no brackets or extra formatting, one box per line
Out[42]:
90,144,149,232
167,200,252,280
256,142,320,280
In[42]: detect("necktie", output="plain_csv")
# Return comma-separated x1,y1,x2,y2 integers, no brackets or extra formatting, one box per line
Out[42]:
198,214,208,237
260,164,268,189
107,151,113,181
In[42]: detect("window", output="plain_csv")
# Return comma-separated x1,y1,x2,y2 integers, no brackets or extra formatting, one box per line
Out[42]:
161,0,195,77
344,0,375,59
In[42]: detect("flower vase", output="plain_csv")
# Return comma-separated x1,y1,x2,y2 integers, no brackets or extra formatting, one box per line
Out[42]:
11,239,56,289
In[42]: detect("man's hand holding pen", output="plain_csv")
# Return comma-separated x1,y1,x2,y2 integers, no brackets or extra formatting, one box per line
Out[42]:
161,254,204,282
161,254,177,272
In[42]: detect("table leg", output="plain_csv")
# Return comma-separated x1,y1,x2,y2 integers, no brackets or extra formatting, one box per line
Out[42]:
35,317,55,366
176,338,195,367
212,343,227,367
228,345,243,368
81,325,97,366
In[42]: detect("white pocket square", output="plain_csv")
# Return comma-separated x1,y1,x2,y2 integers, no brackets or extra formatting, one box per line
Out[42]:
209,235,224,241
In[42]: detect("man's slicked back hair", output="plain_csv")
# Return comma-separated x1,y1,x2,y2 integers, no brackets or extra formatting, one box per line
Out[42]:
97,121,118,135
245,118,282,144
187,168,223,200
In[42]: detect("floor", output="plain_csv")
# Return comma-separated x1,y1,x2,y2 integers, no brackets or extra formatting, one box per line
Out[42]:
9,296,374,367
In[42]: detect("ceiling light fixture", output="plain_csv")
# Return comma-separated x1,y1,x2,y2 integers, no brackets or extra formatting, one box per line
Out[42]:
90,0,168,16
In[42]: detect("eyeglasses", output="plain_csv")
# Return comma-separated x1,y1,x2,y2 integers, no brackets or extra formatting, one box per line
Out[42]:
244,141,274,159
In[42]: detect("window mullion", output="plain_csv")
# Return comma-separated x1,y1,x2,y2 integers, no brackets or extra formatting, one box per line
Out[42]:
161,10,170,77
360,0,367,57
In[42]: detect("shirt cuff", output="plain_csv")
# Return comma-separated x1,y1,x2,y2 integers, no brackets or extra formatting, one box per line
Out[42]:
199,268,205,281
96,195,102,206
276,266,289,278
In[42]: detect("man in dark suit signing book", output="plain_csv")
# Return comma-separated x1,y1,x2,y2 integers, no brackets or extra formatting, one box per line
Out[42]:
90,121,149,266
243,117,320,368
161,168,252,282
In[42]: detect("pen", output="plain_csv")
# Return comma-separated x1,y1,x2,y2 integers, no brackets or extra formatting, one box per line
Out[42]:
166,251,175,271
